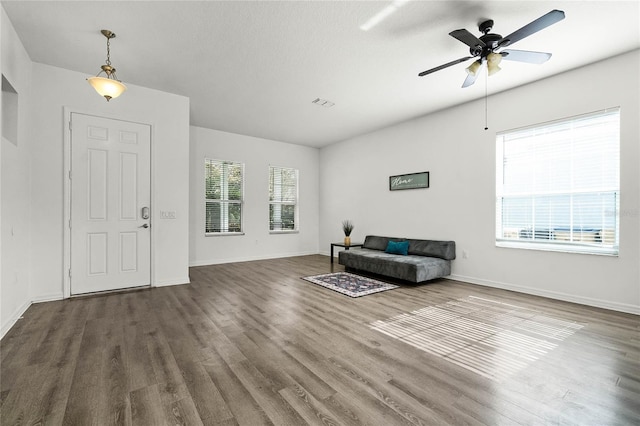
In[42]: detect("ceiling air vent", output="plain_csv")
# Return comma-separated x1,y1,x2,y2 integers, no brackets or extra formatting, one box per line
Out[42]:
312,98,335,108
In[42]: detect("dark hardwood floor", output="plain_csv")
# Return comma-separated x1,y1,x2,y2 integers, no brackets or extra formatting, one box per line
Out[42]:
1,255,639,425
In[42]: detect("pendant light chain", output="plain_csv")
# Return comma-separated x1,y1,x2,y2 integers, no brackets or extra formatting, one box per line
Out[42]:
105,36,112,66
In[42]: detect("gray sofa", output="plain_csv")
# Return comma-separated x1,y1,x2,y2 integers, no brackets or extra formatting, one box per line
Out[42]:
338,235,456,283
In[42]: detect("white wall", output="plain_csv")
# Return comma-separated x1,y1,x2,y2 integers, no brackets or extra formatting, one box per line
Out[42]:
1,9,3,336
0,43,191,336
190,126,319,265
1,7,32,336
320,50,640,314
27,63,191,304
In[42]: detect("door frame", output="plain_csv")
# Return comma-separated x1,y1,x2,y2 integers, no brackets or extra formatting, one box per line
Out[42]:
63,107,155,298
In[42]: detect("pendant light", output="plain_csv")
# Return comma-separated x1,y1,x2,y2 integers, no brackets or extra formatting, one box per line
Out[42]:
87,30,127,101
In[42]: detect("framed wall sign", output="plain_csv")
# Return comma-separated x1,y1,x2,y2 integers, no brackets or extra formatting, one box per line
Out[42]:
389,171,429,191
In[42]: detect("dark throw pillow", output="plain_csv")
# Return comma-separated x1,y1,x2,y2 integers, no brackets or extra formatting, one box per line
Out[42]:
385,240,409,255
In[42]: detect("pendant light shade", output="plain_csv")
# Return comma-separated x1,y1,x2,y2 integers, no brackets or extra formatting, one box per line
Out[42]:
87,30,126,101
87,76,126,101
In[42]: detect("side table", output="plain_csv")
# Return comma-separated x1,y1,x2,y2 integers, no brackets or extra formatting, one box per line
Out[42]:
330,242,363,263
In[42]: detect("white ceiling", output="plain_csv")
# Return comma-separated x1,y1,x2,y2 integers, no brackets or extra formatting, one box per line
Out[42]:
3,1,639,147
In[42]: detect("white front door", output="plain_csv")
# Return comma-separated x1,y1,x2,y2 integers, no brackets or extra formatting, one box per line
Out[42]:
70,113,151,295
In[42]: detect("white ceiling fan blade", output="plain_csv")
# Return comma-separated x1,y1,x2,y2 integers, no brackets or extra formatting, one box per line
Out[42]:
501,49,552,64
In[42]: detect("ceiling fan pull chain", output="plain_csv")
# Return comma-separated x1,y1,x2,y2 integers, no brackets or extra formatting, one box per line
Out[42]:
484,71,489,130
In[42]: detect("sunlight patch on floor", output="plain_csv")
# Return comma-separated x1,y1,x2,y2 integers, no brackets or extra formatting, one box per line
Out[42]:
370,295,584,381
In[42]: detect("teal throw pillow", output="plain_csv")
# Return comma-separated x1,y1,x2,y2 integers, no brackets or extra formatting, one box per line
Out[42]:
385,240,409,255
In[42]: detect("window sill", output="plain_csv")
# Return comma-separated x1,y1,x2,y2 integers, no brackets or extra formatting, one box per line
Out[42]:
269,230,299,235
496,240,619,256
205,232,245,237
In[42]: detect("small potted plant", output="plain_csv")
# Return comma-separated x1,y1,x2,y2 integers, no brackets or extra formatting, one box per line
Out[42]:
342,220,354,246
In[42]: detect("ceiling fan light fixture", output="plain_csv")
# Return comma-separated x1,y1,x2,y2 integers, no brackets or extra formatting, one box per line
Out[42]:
487,64,501,76
87,30,126,101
419,10,564,87
465,59,482,76
486,52,503,76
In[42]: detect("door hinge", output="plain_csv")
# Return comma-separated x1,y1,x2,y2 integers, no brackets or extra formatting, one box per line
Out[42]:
68,170,72,179
69,219,71,229
68,269,71,278
69,120,72,131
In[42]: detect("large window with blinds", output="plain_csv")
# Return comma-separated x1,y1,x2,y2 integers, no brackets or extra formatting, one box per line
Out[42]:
205,159,244,234
269,166,298,232
496,108,620,255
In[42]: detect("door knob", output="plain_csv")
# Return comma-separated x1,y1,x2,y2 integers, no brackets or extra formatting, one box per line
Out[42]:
139,223,149,228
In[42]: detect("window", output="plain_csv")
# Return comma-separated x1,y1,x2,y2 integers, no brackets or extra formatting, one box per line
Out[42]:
205,159,243,234
269,166,298,231
496,108,620,255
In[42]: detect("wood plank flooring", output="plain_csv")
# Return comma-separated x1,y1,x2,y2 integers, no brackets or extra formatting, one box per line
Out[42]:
1,255,639,425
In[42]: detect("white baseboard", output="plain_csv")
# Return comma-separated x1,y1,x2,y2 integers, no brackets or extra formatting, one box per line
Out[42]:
1,299,32,339
189,250,319,267
449,274,640,315
32,292,64,303
154,277,190,287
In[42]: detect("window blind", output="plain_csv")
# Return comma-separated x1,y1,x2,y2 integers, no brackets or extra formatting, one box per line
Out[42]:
496,108,620,255
205,159,244,234
269,166,298,231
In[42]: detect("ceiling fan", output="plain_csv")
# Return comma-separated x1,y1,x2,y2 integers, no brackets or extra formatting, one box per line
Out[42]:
418,9,565,88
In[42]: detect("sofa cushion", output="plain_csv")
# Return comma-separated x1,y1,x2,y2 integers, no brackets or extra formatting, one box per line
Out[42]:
407,239,456,260
385,240,409,255
363,235,405,251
